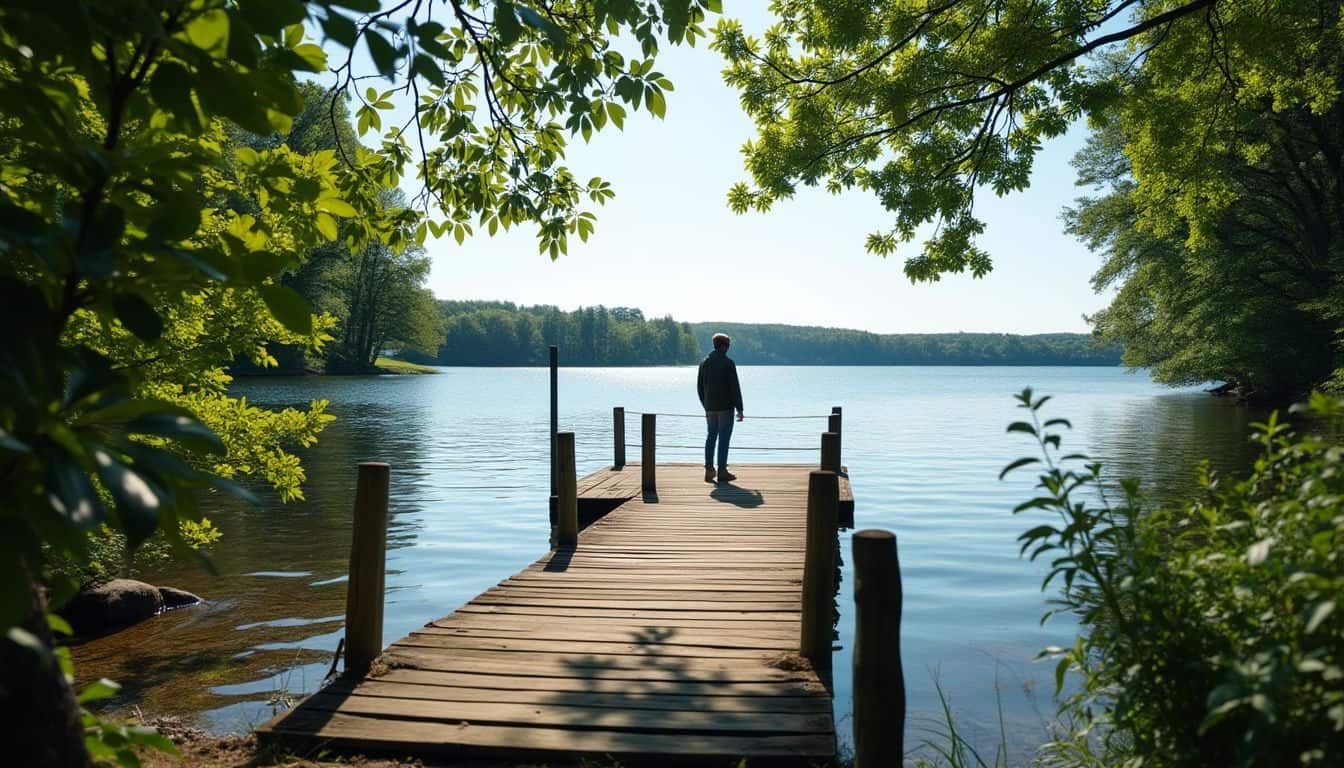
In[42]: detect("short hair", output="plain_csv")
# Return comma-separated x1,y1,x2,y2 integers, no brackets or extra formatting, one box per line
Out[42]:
712,333,731,350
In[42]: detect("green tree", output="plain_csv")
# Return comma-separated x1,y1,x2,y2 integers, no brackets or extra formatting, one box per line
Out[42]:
1066,69,1342,399
0,0,719,763
710,1,1337,273
335,243,441,369
713,0,1341,392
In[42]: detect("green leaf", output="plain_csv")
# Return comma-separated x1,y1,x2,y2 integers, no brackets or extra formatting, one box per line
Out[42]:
999,456,1039,480
329,0,379,10
92,449,163,548
195,65,272,133
241,250,292,283
146,188,204,243
1054,654,1070,696
125,412,226,455
80,399,189,425
413,53,446,87
646,86,666,118
1306,601,1335,633
234,0,306,35
149,62,203,132
124,726,179,757
365,30,400,78
77,204,125,276
517,6,562,42
184,9,230,56
206,475,263,506
5,627,49,662
226,13,261,69
317,197,358,218
258,284,313,335
77,678,121,704
320,12,358,47
1006,421,1037,436
495,2,523,45
315,212,339,241
47,453,105,531
47,613,73,637
111,294,163,342
291,43,327,72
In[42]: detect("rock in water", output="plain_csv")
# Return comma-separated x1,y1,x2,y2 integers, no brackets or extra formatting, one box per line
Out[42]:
158,585,202,610
61,579,199,637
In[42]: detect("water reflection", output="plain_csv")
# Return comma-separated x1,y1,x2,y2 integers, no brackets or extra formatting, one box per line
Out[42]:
1087,393,1262,503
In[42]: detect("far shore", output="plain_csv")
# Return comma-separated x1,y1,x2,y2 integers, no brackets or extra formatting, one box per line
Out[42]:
233,360,1127,376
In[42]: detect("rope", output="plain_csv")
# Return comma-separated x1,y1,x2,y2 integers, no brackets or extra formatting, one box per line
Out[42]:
624,443,816,452
625,411,830,420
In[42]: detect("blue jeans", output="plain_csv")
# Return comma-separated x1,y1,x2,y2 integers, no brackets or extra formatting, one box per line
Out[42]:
705,410,735,471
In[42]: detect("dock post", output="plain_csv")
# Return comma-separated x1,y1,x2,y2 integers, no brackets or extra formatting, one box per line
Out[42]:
549,346,558,519
829,408,842,467
345,461,389,679
613,407,626,469
800,470,838,665
852,529,905,767
557,432,578,546
641,413,656,495
821,431,841,473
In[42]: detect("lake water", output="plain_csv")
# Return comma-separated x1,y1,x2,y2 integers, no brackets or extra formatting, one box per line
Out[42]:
72,366,1265,758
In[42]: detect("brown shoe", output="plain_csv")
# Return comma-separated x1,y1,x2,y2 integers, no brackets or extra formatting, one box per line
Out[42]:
704,466,715,483
716,469,737,482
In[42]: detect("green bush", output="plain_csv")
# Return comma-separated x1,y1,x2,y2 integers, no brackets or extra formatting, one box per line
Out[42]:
1004,390,1344,767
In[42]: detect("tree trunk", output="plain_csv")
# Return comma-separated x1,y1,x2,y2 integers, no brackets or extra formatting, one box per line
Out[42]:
0,560,89,767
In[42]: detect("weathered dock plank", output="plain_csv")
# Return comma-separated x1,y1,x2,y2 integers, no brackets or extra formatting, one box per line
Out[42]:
258,462,843,765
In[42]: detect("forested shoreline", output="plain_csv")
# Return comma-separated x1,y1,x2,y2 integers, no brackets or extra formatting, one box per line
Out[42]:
376,300,1121,367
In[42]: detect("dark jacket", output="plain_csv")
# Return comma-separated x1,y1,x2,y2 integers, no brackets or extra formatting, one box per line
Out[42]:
697,349,743,412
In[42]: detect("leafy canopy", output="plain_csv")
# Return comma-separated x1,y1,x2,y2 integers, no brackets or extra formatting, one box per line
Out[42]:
1063,3,1344,398
711,0,1339,283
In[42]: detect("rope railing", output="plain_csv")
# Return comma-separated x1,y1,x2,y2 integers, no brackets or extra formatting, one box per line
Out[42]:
623,443,816,452
627,411,829,420
610,405,843,493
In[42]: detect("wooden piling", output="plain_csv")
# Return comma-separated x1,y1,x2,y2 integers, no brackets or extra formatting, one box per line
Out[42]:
800,470,838,665
345,461,389,679
557,432,578,546
549,346,558,519
821,431,841,473
641,413,656,495
852,528,905,767
613,407,626,469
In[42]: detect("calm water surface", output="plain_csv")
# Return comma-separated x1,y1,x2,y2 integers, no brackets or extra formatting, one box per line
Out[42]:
72,367,1264,757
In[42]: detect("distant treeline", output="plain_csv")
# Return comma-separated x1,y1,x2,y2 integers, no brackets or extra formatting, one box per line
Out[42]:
422,301,701,365
689,323,1121,366
411,302,1120,366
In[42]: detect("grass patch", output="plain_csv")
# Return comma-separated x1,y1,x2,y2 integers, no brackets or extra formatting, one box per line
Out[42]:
374,357,439,375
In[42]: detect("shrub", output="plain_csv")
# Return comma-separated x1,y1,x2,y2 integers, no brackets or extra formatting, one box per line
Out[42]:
1004,390,1344,767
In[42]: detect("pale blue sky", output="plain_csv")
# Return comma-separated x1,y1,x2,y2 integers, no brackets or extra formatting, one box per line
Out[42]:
332,6,1110,334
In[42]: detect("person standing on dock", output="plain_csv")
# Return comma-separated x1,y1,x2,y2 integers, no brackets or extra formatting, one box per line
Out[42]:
698,333,745,483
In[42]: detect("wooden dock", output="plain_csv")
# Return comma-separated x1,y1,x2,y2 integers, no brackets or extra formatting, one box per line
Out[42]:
258,462,851,765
